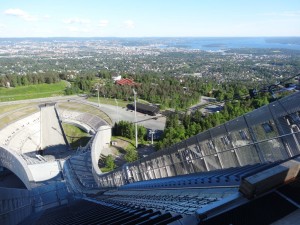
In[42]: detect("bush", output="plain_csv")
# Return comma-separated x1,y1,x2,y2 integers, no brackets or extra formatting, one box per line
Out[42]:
113,120,147,141
124,146,138,163
104,154,116,171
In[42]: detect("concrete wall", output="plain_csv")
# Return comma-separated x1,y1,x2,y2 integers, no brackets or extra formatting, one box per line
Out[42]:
28,161,61,182
0,146,34,190
91,125,111,185
31,182,69,212
0,187,32,225
40,105,67,150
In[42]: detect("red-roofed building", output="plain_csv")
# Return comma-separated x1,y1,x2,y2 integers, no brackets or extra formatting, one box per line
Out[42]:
116,78,137,86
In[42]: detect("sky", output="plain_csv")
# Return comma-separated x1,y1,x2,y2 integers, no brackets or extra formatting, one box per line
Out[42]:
0,0,299,37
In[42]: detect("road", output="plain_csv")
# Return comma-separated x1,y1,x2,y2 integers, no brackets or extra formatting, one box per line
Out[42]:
0,95,166,131
0,95,84,106
73,99,166,131
189,96,224,114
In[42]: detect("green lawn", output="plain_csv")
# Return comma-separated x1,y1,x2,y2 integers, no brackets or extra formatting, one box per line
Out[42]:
0,106,39,129
0,81,67,102
111,136,135,147
0,103,32,114
62,123,91,149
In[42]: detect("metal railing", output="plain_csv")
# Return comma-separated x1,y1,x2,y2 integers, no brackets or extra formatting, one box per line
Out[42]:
95,92,300,188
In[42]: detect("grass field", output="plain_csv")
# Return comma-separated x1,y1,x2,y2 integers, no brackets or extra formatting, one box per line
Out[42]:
0,81,67,102
0,105,39,129
62,123,91,149
0,103,33,114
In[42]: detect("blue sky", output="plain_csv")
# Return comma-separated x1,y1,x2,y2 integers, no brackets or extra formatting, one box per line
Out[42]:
0,0,299,37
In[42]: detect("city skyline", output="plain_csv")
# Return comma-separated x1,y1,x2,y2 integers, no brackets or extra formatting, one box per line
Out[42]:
0,0,300,37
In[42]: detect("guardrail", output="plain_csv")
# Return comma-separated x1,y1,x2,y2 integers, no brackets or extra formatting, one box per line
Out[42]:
95,92,300,188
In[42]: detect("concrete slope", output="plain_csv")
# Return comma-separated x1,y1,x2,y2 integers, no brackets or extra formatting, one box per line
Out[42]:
40,105,67,152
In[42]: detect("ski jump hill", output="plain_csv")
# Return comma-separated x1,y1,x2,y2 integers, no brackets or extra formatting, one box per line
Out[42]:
1,92,300,225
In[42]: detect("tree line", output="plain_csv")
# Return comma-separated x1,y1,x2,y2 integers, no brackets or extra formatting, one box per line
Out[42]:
112,120,147,141
96,71,256,110
0,73,60,87
63,73,95,95
156,94,270,150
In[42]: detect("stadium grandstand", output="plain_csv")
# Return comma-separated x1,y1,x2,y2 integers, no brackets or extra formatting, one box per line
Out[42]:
0,92,300,225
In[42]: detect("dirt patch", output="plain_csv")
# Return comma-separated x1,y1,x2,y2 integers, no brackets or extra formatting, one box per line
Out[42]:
99,137,155,170
112,138,134,149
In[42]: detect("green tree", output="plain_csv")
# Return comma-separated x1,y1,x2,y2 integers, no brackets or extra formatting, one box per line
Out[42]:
124,147,138,163
21,76,29,86
113,121,147,143
64,85,80,95
105,154,116,171
137,125,147,141
59,73,67,80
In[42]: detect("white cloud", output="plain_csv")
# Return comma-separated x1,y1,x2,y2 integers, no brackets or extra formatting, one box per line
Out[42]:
4,8,37,21
99,20,109,27
43,15,51,19
123,20,135,29
0,24,6,28
67,26,90,33
263,11,300,17
63,18,91,24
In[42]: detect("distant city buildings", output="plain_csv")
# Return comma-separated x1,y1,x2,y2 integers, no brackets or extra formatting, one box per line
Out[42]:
0,38,297,85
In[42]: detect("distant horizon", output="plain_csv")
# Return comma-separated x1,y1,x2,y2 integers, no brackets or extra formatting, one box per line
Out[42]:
1,0,299,37
1,36,300,51
0,36,300,39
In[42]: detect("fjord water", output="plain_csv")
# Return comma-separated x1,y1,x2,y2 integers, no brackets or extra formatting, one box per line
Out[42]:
161,37,300,51
1,37,300,51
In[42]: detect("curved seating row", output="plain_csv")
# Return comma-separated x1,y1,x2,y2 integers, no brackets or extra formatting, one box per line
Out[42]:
59,109,107,132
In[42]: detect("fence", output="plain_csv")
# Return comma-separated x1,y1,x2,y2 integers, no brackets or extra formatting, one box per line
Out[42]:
96,92,300,188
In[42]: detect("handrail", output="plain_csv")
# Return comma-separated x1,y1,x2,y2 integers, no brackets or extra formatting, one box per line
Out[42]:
94,92,300,188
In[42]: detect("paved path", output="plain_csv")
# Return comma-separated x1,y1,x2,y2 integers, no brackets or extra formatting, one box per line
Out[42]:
0,95,166,131
0,95,84,106
74,100,166,131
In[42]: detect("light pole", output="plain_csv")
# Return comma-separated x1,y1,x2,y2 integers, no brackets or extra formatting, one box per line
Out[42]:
115,98,119,123
149,130,155,145
133,89,138,149
96,84,100,108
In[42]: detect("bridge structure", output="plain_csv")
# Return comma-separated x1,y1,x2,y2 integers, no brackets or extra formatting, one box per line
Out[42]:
0,92,300,225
